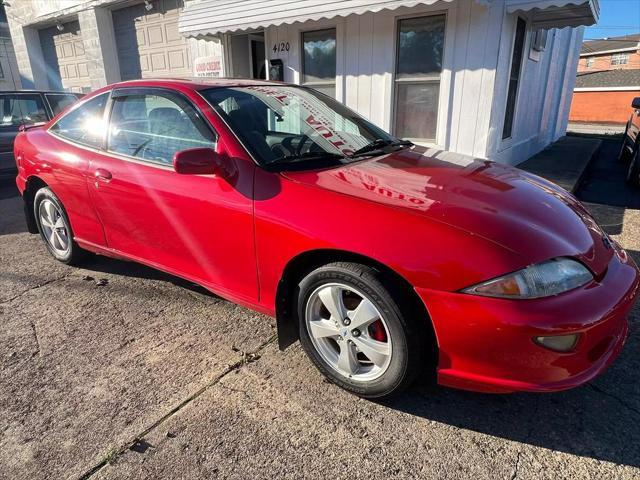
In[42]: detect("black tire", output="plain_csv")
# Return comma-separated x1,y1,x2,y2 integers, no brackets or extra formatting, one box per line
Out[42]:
297,262,426,398
34,187,87,265
618,126,632,163
627,145,640,188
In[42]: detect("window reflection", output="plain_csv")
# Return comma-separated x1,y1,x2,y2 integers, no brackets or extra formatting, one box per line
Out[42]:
302,29,337,98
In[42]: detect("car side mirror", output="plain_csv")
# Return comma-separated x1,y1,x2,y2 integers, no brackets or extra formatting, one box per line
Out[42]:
173,147,220,175
632,97,640,109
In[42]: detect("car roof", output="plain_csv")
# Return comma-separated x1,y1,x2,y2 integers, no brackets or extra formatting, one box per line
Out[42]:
107,77,288,91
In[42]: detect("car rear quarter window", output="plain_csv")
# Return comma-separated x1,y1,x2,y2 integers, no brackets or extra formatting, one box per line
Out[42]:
0,94,48,127
107,92,216,165
49,93,109,148
45,93,81,116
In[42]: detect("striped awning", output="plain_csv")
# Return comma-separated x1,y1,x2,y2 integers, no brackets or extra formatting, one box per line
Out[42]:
179,0,463,37
180,0,599,38
506,0,600,29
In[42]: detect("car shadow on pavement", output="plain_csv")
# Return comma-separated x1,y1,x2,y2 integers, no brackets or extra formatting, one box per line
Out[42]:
79,255,221,299
576,139,640,211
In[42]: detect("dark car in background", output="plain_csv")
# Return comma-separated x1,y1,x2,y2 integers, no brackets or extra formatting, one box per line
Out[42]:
619,96,640,187
0,91,82,178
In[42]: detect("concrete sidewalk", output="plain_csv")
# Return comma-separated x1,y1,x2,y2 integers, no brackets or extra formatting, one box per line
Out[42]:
517,135,602,193
567,122,626,136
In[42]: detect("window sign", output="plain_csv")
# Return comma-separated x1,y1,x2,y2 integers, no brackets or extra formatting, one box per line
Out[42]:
194,56,223,78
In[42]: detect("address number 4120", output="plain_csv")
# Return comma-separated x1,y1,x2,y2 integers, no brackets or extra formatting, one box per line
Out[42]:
273,42,290,53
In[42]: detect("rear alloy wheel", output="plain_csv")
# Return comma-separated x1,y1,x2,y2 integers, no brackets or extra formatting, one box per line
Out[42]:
34,187,87,264
627,145,640,188
297,262,423,398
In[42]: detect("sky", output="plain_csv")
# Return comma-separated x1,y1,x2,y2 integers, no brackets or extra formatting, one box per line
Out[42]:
584,0,640,40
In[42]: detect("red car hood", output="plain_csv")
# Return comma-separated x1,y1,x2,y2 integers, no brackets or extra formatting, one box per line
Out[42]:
283,145,613,276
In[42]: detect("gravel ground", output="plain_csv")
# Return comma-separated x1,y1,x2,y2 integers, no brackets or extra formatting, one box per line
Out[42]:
1,141,639,479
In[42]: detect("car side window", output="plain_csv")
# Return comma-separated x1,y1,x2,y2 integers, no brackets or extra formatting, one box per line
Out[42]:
0,94,48,127
107,92,216,165
50,93,109,148
45,93,81,116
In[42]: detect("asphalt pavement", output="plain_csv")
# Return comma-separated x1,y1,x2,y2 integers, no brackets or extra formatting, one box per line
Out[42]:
1,141,639,479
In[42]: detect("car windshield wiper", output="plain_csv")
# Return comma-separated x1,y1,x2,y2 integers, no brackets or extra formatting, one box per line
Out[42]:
350,138,414,158
268,151,345,166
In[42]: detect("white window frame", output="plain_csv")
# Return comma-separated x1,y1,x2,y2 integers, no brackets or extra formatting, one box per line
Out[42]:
611,53,629,66
585,57,594,68
391,11,448,144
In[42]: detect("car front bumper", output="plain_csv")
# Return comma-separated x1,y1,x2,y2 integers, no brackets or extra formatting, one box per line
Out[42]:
416,250,640,393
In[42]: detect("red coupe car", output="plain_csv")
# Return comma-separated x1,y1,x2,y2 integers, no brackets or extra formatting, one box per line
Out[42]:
14,79,639,398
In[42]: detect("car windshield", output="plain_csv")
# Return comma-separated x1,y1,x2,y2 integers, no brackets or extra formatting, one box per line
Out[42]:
201,85,409,170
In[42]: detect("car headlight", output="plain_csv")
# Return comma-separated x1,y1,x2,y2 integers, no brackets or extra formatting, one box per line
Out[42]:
462,258,593,299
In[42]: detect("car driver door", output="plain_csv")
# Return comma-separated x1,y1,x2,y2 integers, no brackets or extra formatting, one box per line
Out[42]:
87,88,258,303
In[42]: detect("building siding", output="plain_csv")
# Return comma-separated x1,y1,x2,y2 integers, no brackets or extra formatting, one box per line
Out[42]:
0,31,19,90
260,0,582,164
4,0,585,166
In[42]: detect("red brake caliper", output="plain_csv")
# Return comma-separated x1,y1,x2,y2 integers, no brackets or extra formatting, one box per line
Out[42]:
369,320,387,342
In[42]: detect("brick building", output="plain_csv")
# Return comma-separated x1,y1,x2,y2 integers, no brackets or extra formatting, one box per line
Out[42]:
577,34,640,73
570,69,640,124
569,34,640,127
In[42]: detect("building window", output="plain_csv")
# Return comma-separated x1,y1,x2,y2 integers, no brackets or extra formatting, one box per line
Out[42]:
0,60,4,79
611,53,629,66
394,14,446,143
302,29,336,98
585,57,594,68
502,17,527,140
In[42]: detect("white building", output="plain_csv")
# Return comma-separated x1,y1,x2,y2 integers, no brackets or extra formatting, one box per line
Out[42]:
0,4,20,91
6,0,598,165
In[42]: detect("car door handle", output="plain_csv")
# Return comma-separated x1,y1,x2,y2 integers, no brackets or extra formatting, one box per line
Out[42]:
94,168,112,181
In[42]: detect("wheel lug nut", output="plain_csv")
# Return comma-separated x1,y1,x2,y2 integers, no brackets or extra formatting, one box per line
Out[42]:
343,318,351,326
351,329,361,337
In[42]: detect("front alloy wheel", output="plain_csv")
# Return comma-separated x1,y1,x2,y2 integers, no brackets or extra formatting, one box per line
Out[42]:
297,262,424,398
305,283,392,381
